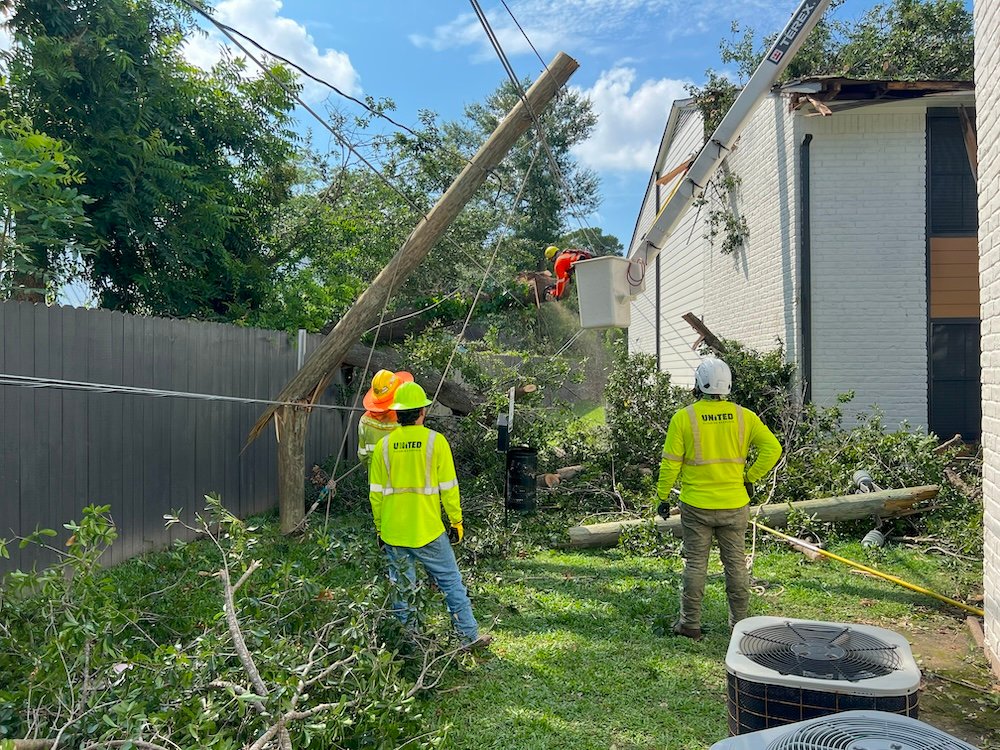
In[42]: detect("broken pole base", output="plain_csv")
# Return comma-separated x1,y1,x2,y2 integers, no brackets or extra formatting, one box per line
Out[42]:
277,404,310,535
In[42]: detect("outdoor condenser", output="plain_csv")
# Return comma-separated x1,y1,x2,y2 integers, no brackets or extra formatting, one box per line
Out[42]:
726,616,921,735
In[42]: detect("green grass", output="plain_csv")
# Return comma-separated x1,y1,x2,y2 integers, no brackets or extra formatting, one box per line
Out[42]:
96,512,996,750
425,542,993,750
571,402,606,426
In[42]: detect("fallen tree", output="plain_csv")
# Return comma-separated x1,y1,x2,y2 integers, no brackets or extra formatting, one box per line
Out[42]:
567,485,940,549
342,344,480,416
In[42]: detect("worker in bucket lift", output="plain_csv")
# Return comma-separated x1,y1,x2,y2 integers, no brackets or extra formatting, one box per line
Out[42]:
357,369,413,467
656,358,782,640
368,381,492,650
544,245,593,301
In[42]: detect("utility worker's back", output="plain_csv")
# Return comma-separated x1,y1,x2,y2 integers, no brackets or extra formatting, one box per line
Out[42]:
659,399,781,510
369,425,460,548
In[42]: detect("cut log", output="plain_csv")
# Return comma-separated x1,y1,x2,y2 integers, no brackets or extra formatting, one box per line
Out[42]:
567,485,940,549
556,465,585,480
537,464,586,489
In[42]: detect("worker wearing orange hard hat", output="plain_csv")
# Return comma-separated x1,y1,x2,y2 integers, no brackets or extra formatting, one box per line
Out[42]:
357,369,413,466
544,245,593,301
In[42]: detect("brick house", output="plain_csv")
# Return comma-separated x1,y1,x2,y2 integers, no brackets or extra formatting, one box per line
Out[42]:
628,78,979,439
975,0,1000,672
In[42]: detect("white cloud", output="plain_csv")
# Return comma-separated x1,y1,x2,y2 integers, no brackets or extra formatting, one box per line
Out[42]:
182,0,360,103
572,66,690,172
411,1,786,61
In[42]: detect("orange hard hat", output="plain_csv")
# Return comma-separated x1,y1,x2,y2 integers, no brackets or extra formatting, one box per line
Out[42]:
363,369,414,412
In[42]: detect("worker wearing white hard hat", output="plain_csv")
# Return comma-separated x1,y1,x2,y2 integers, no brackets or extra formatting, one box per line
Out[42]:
656,357,782,640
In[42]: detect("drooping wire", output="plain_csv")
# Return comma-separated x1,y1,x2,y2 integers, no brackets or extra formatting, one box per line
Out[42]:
430,142,541,405
175,0,530,309
468,0,609,262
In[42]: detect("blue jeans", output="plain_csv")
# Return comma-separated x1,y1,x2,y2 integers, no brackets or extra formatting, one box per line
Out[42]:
383,533,480,643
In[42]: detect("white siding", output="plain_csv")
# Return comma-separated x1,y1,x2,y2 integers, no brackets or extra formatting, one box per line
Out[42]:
702,95,801,358
628,104,705,386
976,0,1000,669
805,111,928,429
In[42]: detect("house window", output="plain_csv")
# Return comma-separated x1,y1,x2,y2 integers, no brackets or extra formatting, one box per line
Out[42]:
927,110,977,236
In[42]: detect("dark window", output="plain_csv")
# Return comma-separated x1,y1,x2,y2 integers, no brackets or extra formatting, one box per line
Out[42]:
927,111,977,235
929,320,981,441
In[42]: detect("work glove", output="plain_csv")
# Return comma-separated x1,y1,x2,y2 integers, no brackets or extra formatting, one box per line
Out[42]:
376,534,385,551
744,482,754,499
448,523,464,544
656,501,671,519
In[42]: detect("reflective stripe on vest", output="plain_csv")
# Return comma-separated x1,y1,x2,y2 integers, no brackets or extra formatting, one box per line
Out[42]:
379,432,450,495
683,404,747,466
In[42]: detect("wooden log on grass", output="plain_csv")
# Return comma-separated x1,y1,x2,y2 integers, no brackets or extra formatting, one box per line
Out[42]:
567,485,940,549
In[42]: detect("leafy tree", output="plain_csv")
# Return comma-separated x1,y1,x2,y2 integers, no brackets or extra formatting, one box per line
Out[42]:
256,80,601,334
0,119,92,301
557,227,623,258
690,0,973,138
3,0,301,318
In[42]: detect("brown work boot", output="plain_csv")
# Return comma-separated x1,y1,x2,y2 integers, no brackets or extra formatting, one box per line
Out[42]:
672,621,703,641
462,633,493,652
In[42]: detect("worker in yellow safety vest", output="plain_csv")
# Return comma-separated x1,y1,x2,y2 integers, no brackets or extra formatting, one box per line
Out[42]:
368,381,491,650
657,357,782,640
357,369,413,466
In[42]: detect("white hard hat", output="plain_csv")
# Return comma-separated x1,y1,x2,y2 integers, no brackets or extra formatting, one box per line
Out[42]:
694,358,732,395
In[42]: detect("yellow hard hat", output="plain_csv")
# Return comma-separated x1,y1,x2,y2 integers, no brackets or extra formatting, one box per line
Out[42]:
544,245,560,261
391,381,433,411
364,369,413,412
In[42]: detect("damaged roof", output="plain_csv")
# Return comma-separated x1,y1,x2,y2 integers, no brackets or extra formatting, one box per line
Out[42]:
780,76,974,115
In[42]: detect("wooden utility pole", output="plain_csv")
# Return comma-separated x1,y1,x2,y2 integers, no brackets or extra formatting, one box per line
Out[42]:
249,53,580,533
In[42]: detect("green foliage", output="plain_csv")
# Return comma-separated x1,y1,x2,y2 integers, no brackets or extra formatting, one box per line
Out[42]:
694,169,749,257
0,501,457,748
4,0,302,317
557,227,624,258
603,342,692,470
0,118,93,300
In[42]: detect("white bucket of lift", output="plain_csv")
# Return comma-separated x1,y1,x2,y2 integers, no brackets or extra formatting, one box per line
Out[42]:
573,255,633,329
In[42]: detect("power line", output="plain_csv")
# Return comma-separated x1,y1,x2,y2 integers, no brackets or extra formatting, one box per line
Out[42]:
468,0,608,259
176,0,530,309
0,373,362,412
498,0,547,71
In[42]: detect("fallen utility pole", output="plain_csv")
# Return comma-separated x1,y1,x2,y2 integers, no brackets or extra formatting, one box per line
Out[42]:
247,53,580,533
566,485,939,549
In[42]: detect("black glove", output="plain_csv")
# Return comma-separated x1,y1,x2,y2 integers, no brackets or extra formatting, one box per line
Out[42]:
744,482,754,499
376,535,385,550
656,502,671,519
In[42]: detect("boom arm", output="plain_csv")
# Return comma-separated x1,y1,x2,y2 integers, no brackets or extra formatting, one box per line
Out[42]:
626,0,833,295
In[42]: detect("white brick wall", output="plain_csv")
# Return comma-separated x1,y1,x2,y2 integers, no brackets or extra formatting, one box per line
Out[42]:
805,111,929,429
629,104,705,386
702,95,801,359
976,0,1000,669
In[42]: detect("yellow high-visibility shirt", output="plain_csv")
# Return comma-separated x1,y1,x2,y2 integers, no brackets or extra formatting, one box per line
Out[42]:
657,398,782,510
357,412,399,466
369,425,462,548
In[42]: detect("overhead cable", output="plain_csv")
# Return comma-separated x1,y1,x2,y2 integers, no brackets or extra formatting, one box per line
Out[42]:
175,0,529,308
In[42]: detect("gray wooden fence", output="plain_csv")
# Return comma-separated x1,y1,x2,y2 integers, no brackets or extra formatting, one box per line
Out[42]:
0,301,353,573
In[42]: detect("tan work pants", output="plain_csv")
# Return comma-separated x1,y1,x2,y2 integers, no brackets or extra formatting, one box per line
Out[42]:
679,502,750,630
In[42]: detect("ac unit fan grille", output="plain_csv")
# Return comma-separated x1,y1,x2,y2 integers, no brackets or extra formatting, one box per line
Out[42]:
740,623,900,681
766,713,976,750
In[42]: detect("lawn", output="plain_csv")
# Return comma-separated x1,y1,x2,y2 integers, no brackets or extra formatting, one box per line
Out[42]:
46,510,999,750
425,542,998,750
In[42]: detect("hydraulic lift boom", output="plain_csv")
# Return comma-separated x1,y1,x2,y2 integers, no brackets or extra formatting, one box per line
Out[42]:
625,0,833,295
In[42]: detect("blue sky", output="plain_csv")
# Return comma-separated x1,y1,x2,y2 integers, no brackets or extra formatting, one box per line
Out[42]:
2,0,976,253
